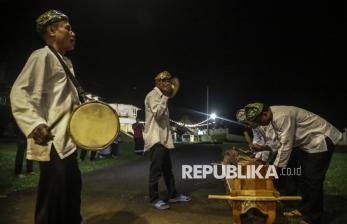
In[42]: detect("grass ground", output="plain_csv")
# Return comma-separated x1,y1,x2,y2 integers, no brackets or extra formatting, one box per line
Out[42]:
0,141,139,194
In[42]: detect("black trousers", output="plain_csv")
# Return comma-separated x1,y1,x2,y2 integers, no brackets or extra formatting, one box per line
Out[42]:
14,133,33,175
147,144,177,203
275,148,301,196
111,143,119,156
134,138,144,154
80,149,96,161
298,138,335,224
35,147,82,224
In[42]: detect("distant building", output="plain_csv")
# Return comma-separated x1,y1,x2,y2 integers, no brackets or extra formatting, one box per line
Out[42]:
109,103,141,134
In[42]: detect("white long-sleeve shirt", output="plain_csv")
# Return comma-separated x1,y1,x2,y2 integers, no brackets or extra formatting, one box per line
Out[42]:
10,46,80,161
252,125,280,151
252,125,279,162
269,106,342,167
143,87,174,151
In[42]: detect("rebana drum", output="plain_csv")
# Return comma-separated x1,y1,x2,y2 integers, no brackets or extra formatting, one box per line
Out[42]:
68,101,120,150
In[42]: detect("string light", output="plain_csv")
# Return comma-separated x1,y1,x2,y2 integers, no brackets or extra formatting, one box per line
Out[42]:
170,117,215,128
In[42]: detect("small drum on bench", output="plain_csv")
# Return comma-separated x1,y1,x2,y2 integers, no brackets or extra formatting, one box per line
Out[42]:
68,101,120,151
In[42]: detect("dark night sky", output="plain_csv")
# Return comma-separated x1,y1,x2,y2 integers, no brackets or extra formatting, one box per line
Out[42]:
1,0,345,129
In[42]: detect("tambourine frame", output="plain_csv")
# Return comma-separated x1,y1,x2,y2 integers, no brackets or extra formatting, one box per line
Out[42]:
68,100,120,151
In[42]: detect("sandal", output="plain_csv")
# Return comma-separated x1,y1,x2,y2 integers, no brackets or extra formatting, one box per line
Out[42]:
168,194,192,203
283,209,302,217
153,200,170,210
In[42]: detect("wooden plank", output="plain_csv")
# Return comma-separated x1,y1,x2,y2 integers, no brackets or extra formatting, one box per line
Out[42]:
208,195,302,201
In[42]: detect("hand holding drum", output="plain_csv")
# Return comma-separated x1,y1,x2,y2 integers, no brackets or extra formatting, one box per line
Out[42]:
30,101,120,150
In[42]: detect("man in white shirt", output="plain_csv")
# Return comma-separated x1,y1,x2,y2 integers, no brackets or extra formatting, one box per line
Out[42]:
236,108,277,163
143,71,191,210
237,108,301,196
10,10,82,224
244,102,342,224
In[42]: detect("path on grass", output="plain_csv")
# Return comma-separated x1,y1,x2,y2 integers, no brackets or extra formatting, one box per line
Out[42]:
0,144,232,224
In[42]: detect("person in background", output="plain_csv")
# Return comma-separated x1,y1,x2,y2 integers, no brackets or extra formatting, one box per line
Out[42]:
111,134,121,158
80,150,97,161
132,118,144,155
14,125,34,178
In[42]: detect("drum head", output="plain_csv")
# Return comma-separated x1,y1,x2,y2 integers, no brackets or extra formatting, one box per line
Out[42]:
69,101,120,150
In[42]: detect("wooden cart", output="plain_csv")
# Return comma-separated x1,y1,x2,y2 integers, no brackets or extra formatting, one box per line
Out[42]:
209,150,301,224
